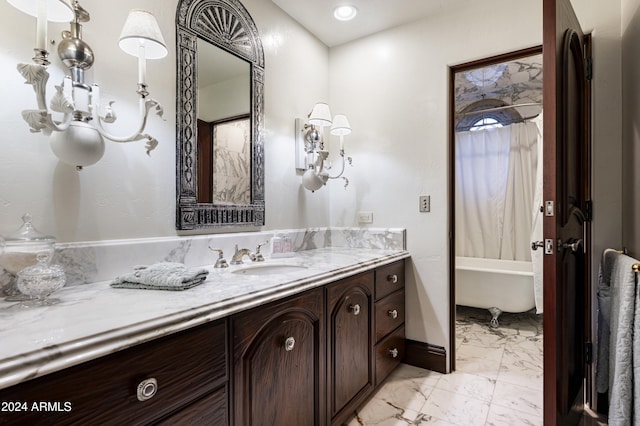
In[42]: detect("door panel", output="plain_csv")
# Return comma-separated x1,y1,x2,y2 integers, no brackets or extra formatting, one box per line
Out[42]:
543,0,591,423
232,288,326,426
326,272,374,422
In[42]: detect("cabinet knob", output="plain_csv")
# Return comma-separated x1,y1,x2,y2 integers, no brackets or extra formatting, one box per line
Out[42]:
388,348,399,358
284,336,296,351
387,274,398,284
349,304,361,316
136,378,158,401
388,309,398,319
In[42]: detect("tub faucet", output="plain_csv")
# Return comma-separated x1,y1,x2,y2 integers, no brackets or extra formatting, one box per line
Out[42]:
231,245,255,265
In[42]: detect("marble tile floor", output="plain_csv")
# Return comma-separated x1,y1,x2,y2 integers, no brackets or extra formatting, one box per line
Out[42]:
347,306,544,426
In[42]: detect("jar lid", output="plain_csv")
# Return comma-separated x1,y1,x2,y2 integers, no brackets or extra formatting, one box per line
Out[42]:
5,214,56,244
17,253,65,280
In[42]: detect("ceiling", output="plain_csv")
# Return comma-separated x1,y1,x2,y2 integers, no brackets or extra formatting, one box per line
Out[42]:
271,0,470,47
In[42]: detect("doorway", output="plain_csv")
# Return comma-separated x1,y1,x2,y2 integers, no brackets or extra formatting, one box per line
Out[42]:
448,47,545,420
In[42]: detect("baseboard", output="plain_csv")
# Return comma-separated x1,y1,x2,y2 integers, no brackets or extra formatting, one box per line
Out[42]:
404,340,447,374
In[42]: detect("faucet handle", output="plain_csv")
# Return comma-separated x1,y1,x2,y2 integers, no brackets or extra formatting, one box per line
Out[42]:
253,241,268,262
208,247,229,268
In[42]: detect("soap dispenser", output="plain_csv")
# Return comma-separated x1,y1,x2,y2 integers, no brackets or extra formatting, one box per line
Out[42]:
271,233,294,258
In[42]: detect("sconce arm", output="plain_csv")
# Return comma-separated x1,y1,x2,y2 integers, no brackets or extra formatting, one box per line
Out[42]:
92,93,164,155
17,64,74,134
325,151,352,181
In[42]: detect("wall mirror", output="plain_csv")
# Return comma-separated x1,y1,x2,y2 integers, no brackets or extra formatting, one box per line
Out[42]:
176,0,265,230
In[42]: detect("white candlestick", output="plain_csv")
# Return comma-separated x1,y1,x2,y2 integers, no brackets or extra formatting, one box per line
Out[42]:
138,44,147,86
339,135,344,151
36,0,47,51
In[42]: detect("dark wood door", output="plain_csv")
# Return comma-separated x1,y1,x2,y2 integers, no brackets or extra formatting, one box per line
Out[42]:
197,119,213,203
231,288,325,426
543,0,592,423
326,272,374,424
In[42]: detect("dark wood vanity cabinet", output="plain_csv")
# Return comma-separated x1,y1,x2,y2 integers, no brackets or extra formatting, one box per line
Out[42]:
229,260,405,425
326,272,374,425
374,261,406,386
0,319,228,426
0,259,406,426
231,287,326,426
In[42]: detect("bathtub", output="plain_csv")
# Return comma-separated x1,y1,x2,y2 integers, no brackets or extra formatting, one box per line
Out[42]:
455,256,535,320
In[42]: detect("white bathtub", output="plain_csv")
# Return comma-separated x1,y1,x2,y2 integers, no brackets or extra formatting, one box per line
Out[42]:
455,256,535,314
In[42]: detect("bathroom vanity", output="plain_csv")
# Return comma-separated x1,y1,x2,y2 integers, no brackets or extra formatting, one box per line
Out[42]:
0,247,407,425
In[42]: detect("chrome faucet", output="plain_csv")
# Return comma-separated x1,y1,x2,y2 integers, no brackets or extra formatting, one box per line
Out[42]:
209,247,229,268
253,241,269,262
231,245,255,265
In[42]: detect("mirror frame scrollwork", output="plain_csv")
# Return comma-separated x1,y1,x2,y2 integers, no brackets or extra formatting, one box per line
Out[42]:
176,0,265,230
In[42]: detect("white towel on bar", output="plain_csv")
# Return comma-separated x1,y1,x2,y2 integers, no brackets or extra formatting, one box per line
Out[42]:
595,249,616,394
602,250,640,426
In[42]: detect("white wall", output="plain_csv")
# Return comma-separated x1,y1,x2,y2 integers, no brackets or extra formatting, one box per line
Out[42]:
198,75,250,122
0,0,331,242
328,1,542,369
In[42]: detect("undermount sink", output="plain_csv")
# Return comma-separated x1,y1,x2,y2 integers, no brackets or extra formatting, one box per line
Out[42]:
231,263,309,276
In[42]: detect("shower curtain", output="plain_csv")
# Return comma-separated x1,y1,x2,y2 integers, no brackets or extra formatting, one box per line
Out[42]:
455,118,544,312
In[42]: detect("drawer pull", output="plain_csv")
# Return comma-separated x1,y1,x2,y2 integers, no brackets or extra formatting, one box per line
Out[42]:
388,309,398,319
349,304,361,316
285,336,296,351
388,348,399,358
136,378,158,402
387,274,399,284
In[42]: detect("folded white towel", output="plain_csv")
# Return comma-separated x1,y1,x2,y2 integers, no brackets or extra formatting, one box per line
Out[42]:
110,262,209,291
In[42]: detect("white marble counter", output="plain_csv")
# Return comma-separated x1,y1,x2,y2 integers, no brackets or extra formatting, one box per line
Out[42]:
0,247,409,391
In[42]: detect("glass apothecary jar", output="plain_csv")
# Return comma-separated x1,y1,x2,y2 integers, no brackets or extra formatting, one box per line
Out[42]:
0,214,56,300
16,253,66,305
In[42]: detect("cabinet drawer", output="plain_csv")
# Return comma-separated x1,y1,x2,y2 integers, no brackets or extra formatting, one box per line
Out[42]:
375,290,405,342
0,320,227,426
156,385,227,426
375,326,405,386
374,261,405,301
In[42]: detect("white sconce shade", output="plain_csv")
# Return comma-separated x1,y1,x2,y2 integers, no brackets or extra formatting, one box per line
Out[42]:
6,0,73,21
119,9,168,60
308,102,333,127
330,114,351,136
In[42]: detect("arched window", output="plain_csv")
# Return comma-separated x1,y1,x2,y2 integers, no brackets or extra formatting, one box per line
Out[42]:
469,117,502,131
455,99,522,132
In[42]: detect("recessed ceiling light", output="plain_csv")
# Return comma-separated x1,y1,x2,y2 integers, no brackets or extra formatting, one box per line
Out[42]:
333,5,358,21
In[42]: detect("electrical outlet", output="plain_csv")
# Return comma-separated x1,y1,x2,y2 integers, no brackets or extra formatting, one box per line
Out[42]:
358,211,373,224
419,196,430,212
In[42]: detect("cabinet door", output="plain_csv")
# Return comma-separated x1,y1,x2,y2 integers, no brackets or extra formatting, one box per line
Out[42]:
326,272,374,423
231,288,325,426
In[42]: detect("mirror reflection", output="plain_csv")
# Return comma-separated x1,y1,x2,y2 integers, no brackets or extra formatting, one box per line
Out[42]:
196,40,251,204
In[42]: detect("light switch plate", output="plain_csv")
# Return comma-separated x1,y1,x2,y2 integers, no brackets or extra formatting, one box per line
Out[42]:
419,196,430,212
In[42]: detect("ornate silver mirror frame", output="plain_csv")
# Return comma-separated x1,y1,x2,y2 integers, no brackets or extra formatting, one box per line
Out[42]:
176,0,265,229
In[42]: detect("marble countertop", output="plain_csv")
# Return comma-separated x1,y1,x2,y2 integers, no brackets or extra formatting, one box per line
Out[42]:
0,247,409,390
